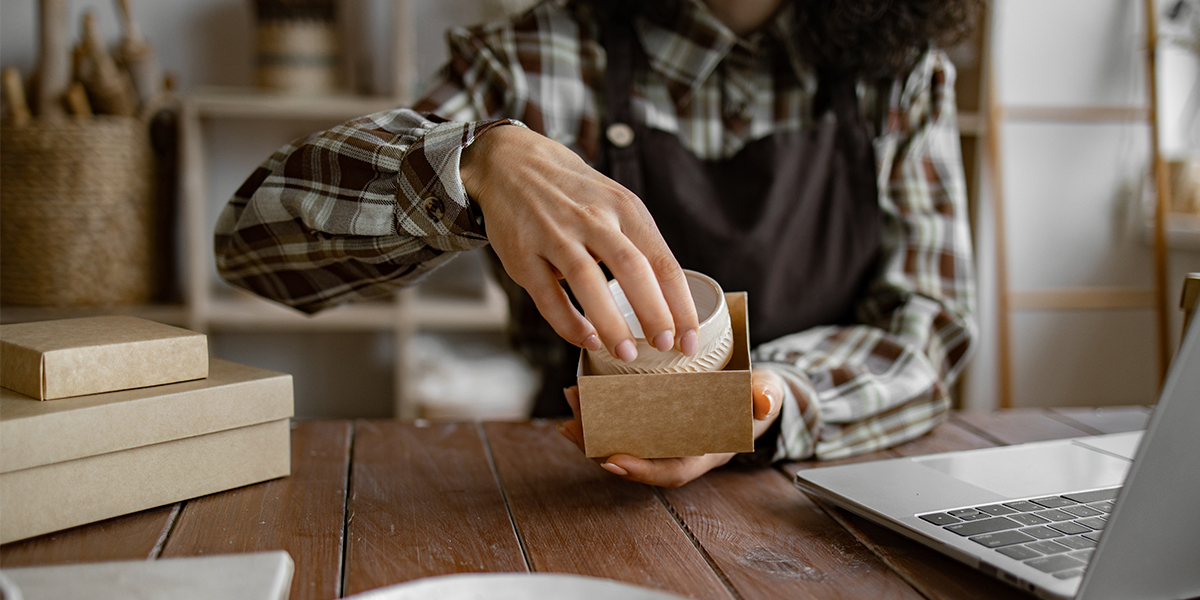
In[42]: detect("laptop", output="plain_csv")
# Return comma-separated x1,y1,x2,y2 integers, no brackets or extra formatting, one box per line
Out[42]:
795,320,1200,600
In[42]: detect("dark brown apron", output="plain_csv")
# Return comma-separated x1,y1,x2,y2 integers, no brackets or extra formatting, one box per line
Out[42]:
506,12,882,417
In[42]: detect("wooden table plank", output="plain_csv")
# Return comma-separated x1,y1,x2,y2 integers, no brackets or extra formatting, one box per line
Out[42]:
0,504,178,567
952,409,1093,445
482,420,732,599
889,419,998,456
160,420,351,600
1048,406,1151,435
662,464,923,600
342,420,526,596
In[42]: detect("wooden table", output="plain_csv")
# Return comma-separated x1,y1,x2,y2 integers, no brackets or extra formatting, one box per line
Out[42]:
0,407,1151,600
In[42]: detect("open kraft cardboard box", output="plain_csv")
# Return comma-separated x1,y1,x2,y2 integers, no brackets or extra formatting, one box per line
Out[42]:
578,292,754,459
0,358,293,544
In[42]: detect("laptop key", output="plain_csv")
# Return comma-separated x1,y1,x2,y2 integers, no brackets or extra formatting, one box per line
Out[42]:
945,517,1022,536
1025,555,1087,573
1062,505,1103,518
1082,532,1104,543
1061,488,1121,503
997,545,1042,560
1034,509,1076,521
976,504,1018,516
1031,496,1077,508
1009,513,1050,526
1089,501,1115,513
1025,540,1071,555
969,530,1037,548
1048,521,1091,535
1003,500,1043,512
1068,549,1095,562
1077,517,1107,530
1020,526,1064,539
1053,568,1086,580
919,513,960,526
958,512,992,521
1058,536,1097,550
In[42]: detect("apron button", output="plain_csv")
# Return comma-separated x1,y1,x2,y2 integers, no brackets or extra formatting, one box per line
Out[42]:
606,123,635,148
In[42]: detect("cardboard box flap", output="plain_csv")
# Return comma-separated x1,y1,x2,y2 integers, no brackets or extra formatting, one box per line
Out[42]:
0,358,293,474
0,316,209,400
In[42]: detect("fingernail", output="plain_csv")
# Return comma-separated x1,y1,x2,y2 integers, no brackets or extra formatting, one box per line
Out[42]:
652,330,674,353
614,339,638,363
681,329,698,357
601,462,628,477
764,388,777,417
556,423,579,445
583,334,601,351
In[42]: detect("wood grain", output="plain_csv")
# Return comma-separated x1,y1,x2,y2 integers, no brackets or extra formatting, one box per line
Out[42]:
160,420,351,600
662,464,923,600
342,420,525,596
0,504,177,567
1048,406,1152,435
888,419,999,456
482,420,732,599
952,410,1092,445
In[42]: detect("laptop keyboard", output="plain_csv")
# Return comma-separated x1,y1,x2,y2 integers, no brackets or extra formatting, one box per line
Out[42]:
918,487,1121,580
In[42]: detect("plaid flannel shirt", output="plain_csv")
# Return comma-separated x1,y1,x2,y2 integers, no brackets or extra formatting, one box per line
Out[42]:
215,0,977,462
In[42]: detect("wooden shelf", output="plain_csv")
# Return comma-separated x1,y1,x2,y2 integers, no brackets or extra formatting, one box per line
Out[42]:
184,87,404,121
0,304,188,326
202,285,508,333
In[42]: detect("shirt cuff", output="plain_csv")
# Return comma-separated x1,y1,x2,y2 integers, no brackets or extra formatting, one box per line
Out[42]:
395,117,525,252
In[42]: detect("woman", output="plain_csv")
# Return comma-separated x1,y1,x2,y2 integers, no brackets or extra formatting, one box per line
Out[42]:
215,0,980,487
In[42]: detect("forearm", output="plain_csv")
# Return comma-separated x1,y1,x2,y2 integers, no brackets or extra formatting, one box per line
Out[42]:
214,109,513,312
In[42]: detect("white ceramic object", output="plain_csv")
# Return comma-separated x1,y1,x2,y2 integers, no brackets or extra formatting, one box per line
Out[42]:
587,270,733,375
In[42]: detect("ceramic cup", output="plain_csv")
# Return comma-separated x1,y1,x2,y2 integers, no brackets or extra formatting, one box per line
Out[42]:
586,270,733,375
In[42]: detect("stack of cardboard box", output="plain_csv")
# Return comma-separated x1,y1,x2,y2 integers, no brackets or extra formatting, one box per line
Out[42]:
0,316,293,544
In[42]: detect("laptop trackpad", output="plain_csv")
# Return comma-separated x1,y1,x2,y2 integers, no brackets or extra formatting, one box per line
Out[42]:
914,442,1132,498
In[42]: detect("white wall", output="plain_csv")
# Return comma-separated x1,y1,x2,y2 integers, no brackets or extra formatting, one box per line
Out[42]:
982,0,1200,409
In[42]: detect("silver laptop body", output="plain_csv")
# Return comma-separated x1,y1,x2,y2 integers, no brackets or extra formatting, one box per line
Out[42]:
795,321,1200,600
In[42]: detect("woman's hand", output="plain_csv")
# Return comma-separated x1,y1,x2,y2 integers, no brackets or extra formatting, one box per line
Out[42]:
556,367,786,488
460,125,699,363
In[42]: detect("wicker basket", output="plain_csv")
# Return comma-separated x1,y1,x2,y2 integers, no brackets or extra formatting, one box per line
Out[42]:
1,117,156,306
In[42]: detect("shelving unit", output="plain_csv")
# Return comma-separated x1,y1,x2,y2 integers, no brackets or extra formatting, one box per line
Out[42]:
179,86,509,418
172,0,508,418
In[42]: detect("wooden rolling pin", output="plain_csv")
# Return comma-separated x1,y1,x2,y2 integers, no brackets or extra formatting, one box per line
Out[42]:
2,67,33,127
79,10,138,117
36,0,71,119
113,0,162,108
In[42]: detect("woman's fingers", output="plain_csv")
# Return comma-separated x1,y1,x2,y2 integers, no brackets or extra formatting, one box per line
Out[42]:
586,225,677,354
751,367,785,420
521,266,601,351
461,126,695,358
602,453,735,488
620,217,700,355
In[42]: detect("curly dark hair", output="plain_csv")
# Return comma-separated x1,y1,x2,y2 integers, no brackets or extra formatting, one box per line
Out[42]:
585,0,984,77
795,0,984,77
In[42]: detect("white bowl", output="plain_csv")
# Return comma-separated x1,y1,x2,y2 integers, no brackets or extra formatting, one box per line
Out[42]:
586,270,733,376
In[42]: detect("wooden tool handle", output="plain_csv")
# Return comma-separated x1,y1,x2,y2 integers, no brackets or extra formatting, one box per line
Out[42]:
115,0,146,47
65,81,93,118
36,0,71,119
80,10,138,117
2,67,33,127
